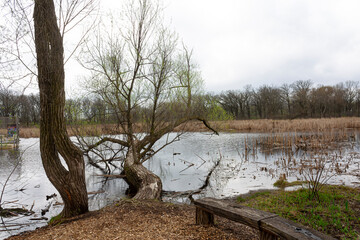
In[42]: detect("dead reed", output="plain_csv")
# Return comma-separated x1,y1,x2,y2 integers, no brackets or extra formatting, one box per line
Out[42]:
232,126,358,193
210,117,360,133
14,117,360,138
18,127,40,138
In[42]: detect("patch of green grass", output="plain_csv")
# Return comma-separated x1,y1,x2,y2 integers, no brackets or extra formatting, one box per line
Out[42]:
238,185,360,239
273,179,306,188
237,190,271,203
49,214,64,225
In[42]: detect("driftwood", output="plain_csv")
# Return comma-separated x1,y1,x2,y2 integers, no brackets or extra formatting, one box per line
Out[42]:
0,207,33,217
30,216,48,221
46,193,57,200
41,202,52,216
162,157,222,201
194,198,336,240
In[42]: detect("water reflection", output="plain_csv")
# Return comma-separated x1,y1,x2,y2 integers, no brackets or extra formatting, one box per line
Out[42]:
0,132,359,239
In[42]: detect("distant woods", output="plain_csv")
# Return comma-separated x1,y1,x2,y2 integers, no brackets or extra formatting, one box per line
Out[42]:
1,79,360,126
0,84,40,126
218,80,360,119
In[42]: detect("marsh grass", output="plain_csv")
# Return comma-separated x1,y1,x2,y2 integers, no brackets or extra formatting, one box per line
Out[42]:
15,117,360,138
210,117,360,133
18,127,40,138
237,185,360,239
259,132,357,200
228,123,358,203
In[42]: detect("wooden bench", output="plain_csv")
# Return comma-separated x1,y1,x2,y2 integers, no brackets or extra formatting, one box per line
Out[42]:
194,198,336,240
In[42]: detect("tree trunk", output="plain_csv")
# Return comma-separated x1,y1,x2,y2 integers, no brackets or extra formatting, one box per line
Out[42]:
34,0,88,218
124,146,162,200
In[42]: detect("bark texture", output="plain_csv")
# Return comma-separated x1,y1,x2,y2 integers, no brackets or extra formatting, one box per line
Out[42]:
124,145,162,200
34,0,88,217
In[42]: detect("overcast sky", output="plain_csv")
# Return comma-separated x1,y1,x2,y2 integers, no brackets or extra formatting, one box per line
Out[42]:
64,0,360,94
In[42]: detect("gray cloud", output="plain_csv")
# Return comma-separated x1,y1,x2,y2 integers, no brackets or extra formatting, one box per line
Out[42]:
66,0,360,94
162,0,360,91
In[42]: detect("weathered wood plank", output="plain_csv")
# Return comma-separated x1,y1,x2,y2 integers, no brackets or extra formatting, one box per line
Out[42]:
193,198,336,240
260,215,335,240
194,198,277,230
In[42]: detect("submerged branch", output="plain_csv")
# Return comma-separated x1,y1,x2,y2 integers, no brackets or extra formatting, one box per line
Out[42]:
163,155,222,202
195,118,219,136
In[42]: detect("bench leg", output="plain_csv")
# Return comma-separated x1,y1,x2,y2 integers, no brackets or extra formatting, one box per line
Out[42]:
196,207,214,225
260,230,278,240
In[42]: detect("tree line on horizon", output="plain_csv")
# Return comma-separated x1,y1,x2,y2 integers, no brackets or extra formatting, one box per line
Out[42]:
1,79,360,126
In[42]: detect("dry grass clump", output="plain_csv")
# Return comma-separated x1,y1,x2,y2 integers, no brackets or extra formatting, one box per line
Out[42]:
18,127,40,138
67,124,115,137
256,130,354,153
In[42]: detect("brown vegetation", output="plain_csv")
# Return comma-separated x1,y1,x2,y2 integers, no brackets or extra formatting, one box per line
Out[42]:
8,200,258,240
18,127,40,138
210,117,360,133
18,117,360,138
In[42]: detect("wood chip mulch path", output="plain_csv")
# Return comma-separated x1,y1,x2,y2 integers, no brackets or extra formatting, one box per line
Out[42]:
7,200,259,240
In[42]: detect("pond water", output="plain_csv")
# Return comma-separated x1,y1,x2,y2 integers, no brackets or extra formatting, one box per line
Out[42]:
0,132,359,239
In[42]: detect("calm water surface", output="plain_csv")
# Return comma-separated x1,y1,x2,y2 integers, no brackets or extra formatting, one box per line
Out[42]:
0,132,359,239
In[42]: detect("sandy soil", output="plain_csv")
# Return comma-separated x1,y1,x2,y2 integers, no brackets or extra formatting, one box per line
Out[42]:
7,200,259,240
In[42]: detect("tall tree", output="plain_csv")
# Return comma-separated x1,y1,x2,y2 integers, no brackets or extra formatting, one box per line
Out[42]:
0,83,19,117
280,83,292,116
344,80,359,115
218,90,240,119
291,80,312,118
33,0,88,218
78,0,217,200
309,86,334,118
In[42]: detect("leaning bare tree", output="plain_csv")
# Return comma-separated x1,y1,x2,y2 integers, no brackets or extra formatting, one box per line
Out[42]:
2,0,96,218
78,0,217,200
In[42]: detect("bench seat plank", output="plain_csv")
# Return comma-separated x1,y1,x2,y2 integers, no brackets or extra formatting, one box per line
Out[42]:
194,198,277,230
260,215,335,240
194,198,336,240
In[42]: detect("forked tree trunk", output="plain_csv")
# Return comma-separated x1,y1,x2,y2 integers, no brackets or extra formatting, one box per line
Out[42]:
124,146,162,200
34,0,88,218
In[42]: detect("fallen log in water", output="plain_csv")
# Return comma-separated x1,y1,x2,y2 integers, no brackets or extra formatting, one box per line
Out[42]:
41,202,52,216
46,193,57,200
0,207,33,217
30,217,48,221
